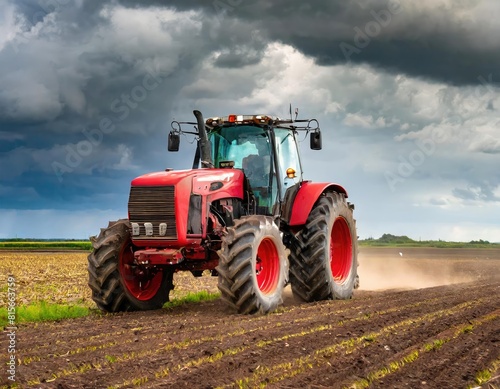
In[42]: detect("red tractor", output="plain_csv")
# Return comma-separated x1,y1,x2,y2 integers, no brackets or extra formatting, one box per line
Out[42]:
88,110,358,314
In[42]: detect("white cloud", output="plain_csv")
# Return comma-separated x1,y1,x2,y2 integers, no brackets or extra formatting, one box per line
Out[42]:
0,79,63,121
97,5,201,67
111,144,137,170
468,135,500,154
0,3,18,52
343,113,375,129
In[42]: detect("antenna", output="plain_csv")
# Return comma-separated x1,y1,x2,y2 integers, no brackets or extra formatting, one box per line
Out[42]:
289,104,299,121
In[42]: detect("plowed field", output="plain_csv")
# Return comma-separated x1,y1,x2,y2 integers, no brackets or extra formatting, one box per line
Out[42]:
1,248,499,388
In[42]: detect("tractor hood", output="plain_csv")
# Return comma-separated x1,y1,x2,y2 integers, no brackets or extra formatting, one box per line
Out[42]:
129,168,245,247
131,168,244,190
132,169,202,187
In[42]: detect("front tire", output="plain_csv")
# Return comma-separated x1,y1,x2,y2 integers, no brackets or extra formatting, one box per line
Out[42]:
217,216,289,314
88,219,172,312
289,192,358,302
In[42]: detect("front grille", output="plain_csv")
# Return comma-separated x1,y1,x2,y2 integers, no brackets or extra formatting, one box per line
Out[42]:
128,186,177,239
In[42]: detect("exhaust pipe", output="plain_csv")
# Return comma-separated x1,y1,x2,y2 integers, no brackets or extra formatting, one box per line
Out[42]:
193,110,213,168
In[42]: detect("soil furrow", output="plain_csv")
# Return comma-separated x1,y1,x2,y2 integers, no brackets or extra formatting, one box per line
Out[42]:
16,287,461,372
16,283,474,364
212,299,498,389
369,311,500,388
89,290,494,388
1,248,498,389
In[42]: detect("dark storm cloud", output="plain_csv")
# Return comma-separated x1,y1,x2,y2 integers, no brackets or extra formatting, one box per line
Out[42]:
1,0,500,240
0,0,273,212
0,1,213,210
115,0,500,86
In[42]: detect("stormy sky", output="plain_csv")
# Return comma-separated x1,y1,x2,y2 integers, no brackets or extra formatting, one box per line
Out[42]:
1,0,499,241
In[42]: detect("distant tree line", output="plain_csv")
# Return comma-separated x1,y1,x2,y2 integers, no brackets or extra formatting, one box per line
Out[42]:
360,234,497,248
0,238,87,242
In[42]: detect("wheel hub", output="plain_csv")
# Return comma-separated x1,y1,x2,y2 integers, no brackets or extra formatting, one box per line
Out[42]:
120,245,164,300
255,238,280,295
330,216,353,283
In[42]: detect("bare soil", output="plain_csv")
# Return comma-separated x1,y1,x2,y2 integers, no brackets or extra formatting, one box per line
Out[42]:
1,248,499,389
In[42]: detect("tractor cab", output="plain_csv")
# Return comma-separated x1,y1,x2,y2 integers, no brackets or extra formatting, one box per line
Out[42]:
207,115,303,215
168,111,321,217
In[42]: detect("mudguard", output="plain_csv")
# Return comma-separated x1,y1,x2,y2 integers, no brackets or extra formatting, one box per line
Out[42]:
287,182,348,227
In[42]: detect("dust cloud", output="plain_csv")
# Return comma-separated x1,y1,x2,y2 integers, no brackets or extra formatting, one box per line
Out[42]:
356,248,480,291
281,247,499,304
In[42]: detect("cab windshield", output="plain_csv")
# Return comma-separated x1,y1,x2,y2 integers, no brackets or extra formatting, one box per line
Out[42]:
208,125,303,213
209,125,276,213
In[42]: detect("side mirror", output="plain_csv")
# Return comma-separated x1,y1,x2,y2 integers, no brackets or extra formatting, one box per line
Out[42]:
310,131,322,150
168,131,180,152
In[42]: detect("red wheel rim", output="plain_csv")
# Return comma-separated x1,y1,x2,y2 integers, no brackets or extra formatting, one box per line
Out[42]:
255,238,280,294
330,217,353,283
119,244,163,301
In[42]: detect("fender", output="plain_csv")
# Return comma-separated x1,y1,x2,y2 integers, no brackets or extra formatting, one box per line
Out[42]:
288,182,348,227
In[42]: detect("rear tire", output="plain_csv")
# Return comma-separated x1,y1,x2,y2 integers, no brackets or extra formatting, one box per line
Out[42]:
289,192,358,301
88,219,172,312
217,216,288,314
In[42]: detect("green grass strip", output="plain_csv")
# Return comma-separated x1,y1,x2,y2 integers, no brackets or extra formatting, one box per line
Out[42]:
1,291,219,331
162,291,220,309
0,301,89,328
0,241,91,250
